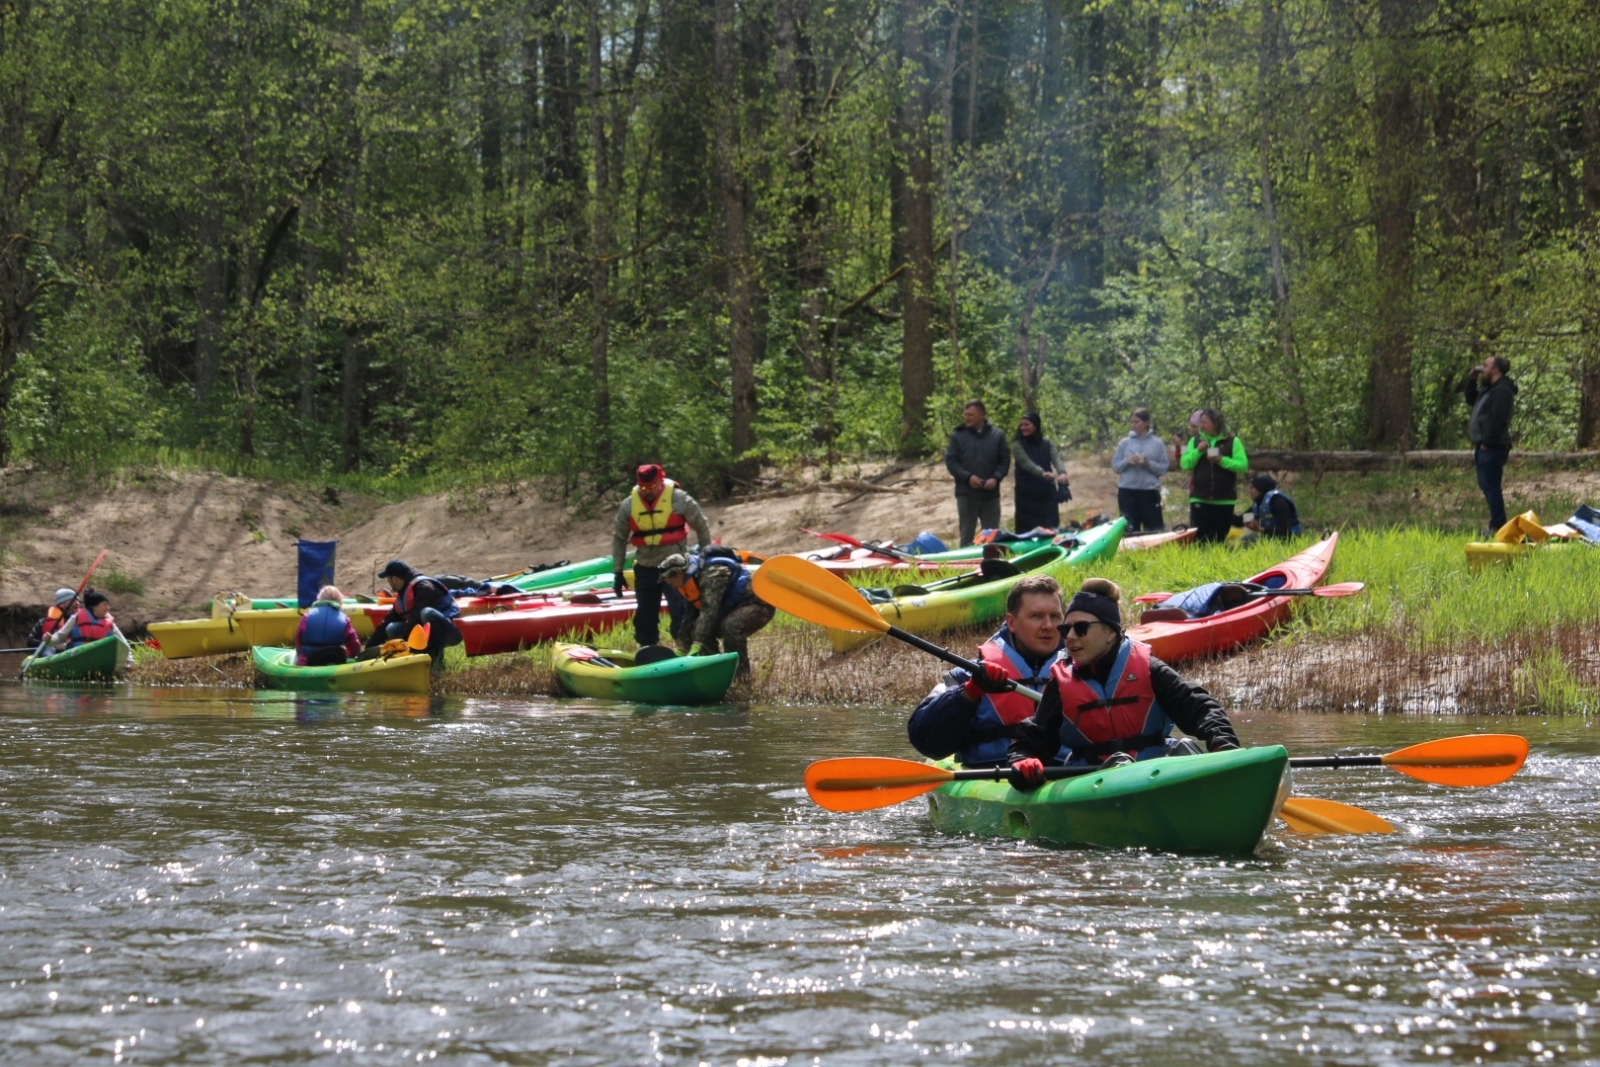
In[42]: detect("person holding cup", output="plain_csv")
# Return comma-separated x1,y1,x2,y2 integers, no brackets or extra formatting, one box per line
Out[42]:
1179,408,1248,543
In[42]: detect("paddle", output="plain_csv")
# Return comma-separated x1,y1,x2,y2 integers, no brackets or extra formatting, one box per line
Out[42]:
751,554,1042,699
802,755,1392,833
801,528,918,562
760,554,1394,834
1133,581,1366,605
27,550,109,662
1290,733,1528,787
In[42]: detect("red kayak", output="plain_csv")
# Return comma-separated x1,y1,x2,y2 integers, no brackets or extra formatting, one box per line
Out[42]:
455,596,658,656
1126,533,1338,664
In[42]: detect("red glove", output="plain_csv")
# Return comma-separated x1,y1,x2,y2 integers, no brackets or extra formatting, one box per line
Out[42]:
1008,758,1046,792
961,662,1011,701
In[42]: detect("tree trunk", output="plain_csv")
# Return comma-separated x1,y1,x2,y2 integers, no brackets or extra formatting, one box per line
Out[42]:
897,0,937,458
586,0,612,470
1578,92,1600,448
714,0,757,484
339,0,364,473
1258,0,1309,448
1368,0,1419,450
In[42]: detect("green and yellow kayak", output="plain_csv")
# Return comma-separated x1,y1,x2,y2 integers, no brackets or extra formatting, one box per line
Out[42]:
825,518,1127,652
251,646,432,694
21,634,128,682
926,745,1289,853
552,643,740,705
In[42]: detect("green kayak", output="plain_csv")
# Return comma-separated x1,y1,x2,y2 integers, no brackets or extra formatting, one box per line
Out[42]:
925,745,1289,853
553,643,740,705
21,634,128,682
252,646,432,694
827,519,1127,651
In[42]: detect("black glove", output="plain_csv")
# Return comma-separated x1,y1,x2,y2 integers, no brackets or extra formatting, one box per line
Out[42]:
961,662,1011,701
613,573,627,598
1007,757,1046,792
1208,737,1240,752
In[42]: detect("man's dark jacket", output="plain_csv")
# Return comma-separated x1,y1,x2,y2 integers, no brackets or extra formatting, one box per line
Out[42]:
1464,374,1517,450
944,421,1010,497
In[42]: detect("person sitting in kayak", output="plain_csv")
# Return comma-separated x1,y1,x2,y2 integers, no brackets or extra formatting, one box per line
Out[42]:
25,587,79,649
906,574,1069,768
659,548,774,677
1006,578,1239,789
369,559,463,669
1233,473,1302,542
295,585,363,666
43,590,121,654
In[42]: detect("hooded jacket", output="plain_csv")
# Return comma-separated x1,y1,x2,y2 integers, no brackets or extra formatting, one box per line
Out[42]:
1464,374,1517,449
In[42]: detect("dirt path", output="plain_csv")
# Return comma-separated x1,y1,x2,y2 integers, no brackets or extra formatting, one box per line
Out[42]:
0,456,1127,627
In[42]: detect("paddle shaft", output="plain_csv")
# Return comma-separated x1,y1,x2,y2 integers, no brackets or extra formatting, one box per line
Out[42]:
886,623,1043,701
802,528,916,561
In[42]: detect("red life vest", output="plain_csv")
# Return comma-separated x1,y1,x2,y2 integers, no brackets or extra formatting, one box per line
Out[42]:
628,481,690,547
70,607,117,644
1048,638,1173,762
978,638,1053,726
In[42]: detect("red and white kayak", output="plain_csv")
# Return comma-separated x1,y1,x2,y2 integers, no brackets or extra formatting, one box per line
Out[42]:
1125,533,1339,664
454,595,660,656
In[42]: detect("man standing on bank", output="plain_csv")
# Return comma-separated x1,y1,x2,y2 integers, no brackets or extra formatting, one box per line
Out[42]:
945,399,1011,547
1463,355,1517,534
612,463,713,649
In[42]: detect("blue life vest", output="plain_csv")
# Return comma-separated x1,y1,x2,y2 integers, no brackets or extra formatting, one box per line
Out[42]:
1250,489,1302,535
683,555,751,619
301,602,349,651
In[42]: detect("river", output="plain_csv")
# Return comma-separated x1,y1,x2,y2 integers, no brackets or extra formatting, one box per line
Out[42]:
0,681,1595,1064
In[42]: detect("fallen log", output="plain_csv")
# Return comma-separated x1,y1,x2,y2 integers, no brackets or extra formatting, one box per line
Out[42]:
1249,450,1600,473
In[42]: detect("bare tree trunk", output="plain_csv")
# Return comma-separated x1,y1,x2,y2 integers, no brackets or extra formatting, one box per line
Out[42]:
714,0,757,483
1258,0,1308,448
897,0,937,458
339,0,365,473
586,0,612,470
1578,93,1600,448
1368,0,1419,450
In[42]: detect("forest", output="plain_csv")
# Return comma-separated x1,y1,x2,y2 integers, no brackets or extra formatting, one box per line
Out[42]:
3,0,1598,496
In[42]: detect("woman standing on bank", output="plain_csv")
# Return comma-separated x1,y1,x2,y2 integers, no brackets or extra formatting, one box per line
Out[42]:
1110,407,1169,533
1179,408,1248,543
1012,412,1071,532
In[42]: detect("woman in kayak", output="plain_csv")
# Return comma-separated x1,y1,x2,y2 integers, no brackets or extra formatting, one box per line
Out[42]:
295,585,363,666
1005,577,1240,790
906,574,1069,768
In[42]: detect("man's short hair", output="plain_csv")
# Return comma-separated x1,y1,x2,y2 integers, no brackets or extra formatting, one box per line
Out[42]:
1006,574,1064,615
1491,356,1510,376
964,399,986,414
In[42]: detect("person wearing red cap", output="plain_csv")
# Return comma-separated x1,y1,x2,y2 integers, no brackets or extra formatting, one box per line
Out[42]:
611,463,712,648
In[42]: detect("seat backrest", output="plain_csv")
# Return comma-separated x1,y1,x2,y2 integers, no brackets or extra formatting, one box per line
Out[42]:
1138,607,1191,624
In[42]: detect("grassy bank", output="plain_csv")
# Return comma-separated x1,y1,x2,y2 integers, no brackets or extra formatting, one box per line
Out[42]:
127,525,1600,715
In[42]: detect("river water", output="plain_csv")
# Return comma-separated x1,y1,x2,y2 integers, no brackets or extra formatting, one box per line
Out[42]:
0,680,1596,1065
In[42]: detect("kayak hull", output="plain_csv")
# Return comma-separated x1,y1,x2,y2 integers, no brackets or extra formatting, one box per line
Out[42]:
456,598,650,656
233,606,378,648
21,635,126,682
251,646,432,694
147,616,252,659
1125,533,1338,664
926,745,1289,854
825,520,1127,652
552,644,739,705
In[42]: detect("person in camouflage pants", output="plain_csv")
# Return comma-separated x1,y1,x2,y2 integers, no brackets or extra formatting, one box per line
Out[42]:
660,552,774,677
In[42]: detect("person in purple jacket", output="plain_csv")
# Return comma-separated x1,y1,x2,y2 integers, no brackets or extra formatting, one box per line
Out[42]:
295,585,363,666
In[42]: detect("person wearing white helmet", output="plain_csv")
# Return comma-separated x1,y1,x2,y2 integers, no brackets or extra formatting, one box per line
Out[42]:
25,588,80,649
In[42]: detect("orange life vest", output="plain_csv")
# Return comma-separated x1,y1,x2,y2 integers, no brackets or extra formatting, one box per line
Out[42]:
68,607,117,645
1048,638,1173,763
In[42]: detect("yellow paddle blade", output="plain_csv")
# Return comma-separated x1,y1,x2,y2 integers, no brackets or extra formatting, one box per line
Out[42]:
407,624,431,651
804,756,955,812
1279,797,1395,835
1382,733,1528,787
751,555,890,634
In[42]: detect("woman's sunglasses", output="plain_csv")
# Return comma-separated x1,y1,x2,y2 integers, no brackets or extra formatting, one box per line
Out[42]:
1058,620,1103,637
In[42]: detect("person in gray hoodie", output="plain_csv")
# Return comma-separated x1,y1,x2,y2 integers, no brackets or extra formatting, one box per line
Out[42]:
1462,355,1518,532
944,399,1011,546
1110,407,1170,533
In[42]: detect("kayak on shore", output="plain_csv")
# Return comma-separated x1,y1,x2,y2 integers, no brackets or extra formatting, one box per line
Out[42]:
552,643,740,705
251,645,432,694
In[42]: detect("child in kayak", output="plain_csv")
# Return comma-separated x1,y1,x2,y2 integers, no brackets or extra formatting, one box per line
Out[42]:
1005,577,1240,789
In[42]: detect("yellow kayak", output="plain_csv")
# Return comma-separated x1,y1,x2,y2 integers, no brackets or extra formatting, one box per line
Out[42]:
150,602,378,659
1465,511,1587,571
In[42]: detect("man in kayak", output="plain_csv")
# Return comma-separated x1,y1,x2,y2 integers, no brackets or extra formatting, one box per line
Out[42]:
370,560,463,668
25,587,79,649
660,549,774,677
907,574,1070,767
1005,577,1240,789
612,463,714,650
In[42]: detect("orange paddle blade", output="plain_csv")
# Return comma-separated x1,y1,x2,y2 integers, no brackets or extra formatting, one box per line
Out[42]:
1279,797,1395,835
804,756,955,812
1382,733,1528,786
407,624,431,651
751,555,889,634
